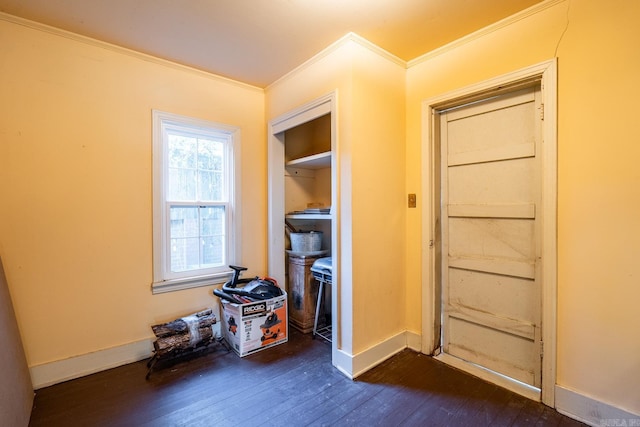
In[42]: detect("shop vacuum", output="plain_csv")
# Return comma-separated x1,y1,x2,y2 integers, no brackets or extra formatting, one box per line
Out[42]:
213,265,283,304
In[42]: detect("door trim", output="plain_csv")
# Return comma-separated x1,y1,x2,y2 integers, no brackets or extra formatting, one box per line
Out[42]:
267,91,341,360
267,92,336,285
420,59,557,406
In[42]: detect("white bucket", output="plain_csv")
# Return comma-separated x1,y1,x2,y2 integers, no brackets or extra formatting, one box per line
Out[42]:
290,231,323,252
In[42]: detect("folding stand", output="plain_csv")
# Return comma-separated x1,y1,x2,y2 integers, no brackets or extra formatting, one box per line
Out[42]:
310,257,332,343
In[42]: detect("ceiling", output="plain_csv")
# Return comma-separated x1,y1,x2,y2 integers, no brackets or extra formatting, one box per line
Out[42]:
0,0,543,88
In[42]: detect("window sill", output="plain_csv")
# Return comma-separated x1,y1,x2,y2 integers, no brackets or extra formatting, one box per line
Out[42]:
152,271,232,294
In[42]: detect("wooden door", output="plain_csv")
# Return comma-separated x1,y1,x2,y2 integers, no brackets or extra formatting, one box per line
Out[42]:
439,86,542,388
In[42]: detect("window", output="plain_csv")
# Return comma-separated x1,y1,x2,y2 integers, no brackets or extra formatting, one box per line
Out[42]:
152,110,240,293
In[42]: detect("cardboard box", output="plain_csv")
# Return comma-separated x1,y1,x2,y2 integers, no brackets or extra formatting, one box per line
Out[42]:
220,292,288,357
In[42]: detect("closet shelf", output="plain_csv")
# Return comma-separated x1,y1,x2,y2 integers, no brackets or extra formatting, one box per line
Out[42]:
286,214,332,220
286,151,331,169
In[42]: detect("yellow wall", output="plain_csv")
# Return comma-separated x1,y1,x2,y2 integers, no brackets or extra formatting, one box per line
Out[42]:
0,19,265,367
349,46,406,353
266,38,406,355
406,0,640,414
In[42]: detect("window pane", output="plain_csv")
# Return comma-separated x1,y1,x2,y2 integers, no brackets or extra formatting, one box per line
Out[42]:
168,134,197,201
169,168,197,201
200,206,225,236
168,135,197,169
170,207,199,272
169,205,225,272
197,138,224,201
201,236,224,267
170,206,198,238
197,138,223,171
200,206,225,267
198,170,226,201
170,237,200,272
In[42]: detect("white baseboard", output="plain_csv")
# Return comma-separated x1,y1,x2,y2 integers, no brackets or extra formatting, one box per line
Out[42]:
337,330,414,379
332,331,415,379
352,331,406,378
406,330,422,352
30,329,422,390
332,347,354,380
555,385,640,427
30,339,154,390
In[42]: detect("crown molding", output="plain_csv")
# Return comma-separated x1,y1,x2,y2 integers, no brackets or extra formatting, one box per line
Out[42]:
1,0,565,90
407,0,566,68
345,32,406,68
0,11,263,93
267,32,406,91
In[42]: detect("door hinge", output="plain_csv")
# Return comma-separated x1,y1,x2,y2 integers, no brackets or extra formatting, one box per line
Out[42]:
540,103,544,120
539,341,544,358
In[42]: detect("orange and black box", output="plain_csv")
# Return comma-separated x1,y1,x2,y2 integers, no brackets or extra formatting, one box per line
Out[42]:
220,292,288,357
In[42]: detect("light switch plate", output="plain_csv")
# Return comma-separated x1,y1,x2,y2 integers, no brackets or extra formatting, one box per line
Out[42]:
408,193,416,208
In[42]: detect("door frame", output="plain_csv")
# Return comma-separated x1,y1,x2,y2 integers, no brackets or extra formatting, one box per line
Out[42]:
267,91,340,362
420,59,557,406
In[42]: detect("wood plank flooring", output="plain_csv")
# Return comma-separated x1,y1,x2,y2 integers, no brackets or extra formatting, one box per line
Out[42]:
29,329,584,426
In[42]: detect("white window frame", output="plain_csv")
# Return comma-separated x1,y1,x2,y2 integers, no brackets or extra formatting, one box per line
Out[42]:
152,110,241,293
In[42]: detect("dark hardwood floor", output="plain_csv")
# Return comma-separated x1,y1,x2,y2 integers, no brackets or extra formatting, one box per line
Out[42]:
29,329,584,426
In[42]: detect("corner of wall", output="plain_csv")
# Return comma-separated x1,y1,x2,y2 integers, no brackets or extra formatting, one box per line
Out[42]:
345,330,418,379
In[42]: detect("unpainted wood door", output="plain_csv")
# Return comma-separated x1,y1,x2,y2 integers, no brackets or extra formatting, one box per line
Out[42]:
439,86,543,388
